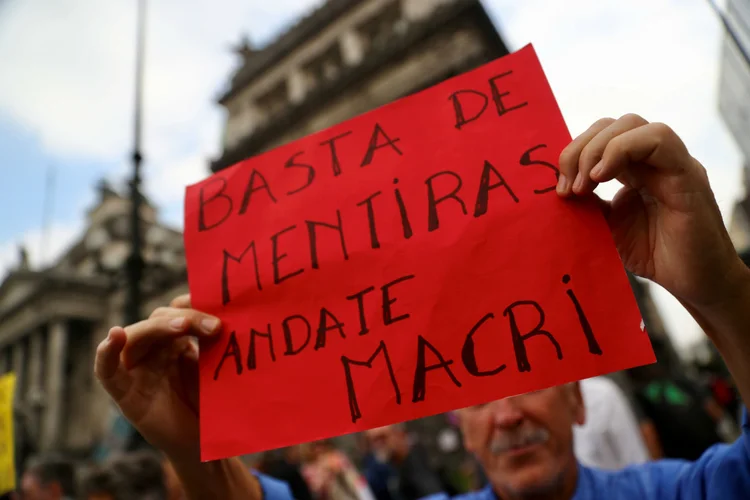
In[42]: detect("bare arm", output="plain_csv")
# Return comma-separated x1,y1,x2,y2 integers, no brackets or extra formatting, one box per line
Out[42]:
681,278,750,416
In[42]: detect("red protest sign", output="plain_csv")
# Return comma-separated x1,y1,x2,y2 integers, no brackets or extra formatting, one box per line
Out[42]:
184,44,655,461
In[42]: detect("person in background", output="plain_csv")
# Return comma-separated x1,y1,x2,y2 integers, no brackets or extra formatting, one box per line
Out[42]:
361,444,396,500
94,114,750,499
302,441,375,500
363,425,444,500
258,447,313,500
573,376,651,469
13,408,36,499
19,455,76,500
78,465,120,500
110,451,167,500
79,451,168,500
630,364,731,461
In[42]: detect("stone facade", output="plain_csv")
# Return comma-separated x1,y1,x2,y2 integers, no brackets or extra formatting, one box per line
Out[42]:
0,183,187,462
211,0,508,170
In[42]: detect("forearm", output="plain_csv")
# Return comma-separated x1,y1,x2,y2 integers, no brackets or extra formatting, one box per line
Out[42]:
171,457,262,500
682,268,750,412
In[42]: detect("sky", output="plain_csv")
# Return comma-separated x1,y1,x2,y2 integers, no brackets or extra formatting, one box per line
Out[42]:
0,0,744,356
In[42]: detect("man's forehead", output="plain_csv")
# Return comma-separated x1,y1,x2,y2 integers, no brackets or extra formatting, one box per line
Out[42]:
365,426,392,438
462,385,576,410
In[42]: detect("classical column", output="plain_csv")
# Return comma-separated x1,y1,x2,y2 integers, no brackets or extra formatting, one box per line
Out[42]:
11,341,26,405
41,321,68,450
26,331,45,438
340,30,366,66
288,69,310,104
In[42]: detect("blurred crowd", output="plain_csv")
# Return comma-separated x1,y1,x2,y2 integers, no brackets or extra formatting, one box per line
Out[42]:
2,362,740,500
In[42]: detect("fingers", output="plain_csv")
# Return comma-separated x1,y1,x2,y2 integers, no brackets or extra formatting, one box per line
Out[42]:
143,295,190,320
574,114,648,194
122,308,220,369
170,294,191,309
558,114,693,198
558,117,614,196
590,122,690,184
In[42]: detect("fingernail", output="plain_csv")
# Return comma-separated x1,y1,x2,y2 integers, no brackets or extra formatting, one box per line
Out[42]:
169,317,186,331
573,173,583,192
556,174,569,195
201,318,219,334
591,161,603,179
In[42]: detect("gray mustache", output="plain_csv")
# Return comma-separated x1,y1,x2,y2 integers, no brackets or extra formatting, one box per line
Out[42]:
489,427,550,455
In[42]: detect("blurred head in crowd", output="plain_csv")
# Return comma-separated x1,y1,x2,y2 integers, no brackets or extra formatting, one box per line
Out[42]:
80,451,168,500
283,445,302,464
305,439,335,461
21,455,76,500
364,424,410,464
628,362,667,385
78,465,119,500
457,385,584,499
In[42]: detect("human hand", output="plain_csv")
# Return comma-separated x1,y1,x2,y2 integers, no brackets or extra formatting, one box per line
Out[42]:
557,114,748,309
94,294,220,461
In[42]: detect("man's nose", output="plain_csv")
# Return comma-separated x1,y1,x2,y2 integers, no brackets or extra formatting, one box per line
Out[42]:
490,397,525,428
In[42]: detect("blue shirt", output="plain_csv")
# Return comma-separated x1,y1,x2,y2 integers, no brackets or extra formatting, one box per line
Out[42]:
258,411,750,500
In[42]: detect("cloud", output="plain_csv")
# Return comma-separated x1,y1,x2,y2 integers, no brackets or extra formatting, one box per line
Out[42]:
0,0,134,160
0,0,323,213
0,222,82,278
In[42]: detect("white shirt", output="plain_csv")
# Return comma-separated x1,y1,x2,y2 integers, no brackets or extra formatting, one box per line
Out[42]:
574,376,649,470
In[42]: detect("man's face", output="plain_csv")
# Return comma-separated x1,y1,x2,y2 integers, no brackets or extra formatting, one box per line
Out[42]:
365,426,395,463
458,385,584,498
20,473,59,500
365,426,406,463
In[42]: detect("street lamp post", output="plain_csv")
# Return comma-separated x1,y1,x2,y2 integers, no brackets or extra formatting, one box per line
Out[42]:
126,0,146,327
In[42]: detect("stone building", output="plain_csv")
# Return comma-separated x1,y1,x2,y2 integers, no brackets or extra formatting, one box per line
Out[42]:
0,182,188,464
211,0,508,170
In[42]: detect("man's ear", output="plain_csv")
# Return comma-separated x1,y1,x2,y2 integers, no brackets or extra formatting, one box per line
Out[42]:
569,382,585,426
455,408,477,453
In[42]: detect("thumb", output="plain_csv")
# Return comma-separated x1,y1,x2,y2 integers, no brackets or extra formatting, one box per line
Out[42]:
95,327,130,401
